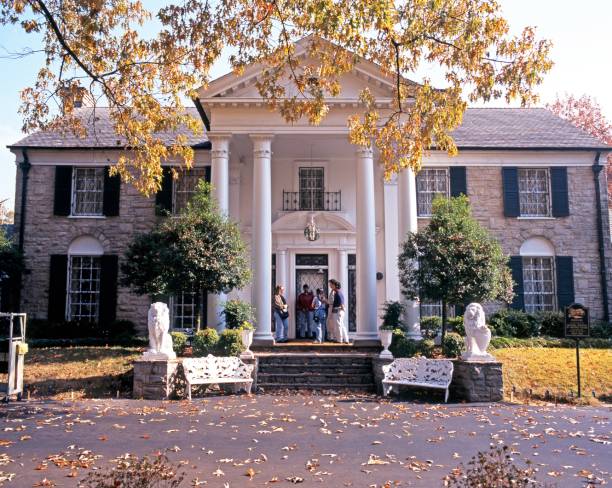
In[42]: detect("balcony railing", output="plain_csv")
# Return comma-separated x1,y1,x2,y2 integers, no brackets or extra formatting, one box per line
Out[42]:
282,190,342,212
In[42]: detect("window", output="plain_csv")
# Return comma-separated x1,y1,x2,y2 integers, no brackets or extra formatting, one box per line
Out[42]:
416,169,449,216
67,256,101,321
72,168,104,216
299,167,325,211
518,168,551,217
173,168,209,214
170,292,203,331
419,300,455,318
523,257,555,312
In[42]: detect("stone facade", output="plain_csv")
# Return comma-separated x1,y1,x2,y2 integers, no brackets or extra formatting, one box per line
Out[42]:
14,161,163,331
132,359,181,400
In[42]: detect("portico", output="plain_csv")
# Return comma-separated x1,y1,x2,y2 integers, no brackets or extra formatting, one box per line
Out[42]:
196,49,422,344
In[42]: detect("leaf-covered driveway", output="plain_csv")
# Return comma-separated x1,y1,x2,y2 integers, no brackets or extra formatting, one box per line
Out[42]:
1,394,610,487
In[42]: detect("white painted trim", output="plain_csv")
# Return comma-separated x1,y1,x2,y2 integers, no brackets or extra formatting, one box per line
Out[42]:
520,237,555,256
68,235,104,256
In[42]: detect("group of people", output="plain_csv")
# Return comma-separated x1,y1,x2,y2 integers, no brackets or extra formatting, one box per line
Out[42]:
272,280,349,344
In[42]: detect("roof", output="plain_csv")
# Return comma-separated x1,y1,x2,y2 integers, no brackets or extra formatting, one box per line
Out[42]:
8,106,610,151
9,107,210,150
453,108,609,150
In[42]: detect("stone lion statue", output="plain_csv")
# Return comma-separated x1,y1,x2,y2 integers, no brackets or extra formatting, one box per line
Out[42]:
143,302,176,360
461,303,495,362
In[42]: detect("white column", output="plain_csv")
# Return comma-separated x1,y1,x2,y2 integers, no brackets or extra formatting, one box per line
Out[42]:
251,135,275,344
383,177,400,301
398,168,421,339
354,146,379,344
276,249,287,291
338,248,349,316
207,134,231,331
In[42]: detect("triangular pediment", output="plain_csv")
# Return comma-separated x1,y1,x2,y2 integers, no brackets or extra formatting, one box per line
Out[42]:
198,36,410,102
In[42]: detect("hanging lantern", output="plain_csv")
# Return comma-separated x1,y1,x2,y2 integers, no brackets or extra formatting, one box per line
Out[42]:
304,215,320,241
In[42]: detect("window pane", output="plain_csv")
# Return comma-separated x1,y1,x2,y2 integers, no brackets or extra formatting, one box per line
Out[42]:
518,169,550,217
73,168,104,216
523,257,555,312
416,169,449,216
173,168,209,213
299,167,325,211
68,255,101,321
170,292,201,331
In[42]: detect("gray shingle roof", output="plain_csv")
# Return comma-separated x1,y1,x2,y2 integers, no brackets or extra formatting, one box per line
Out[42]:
8,107,209,149
8,106,610,151
453,108,609,150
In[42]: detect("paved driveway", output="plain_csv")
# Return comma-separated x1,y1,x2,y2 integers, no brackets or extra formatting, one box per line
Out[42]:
1,394,610,487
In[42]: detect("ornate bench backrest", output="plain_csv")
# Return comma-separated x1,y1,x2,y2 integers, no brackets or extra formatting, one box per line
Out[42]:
383,357,454,387
215,356,254,380
182,356,218,381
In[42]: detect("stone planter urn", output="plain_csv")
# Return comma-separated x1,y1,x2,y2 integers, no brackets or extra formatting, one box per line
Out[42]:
379,329,393,359
240,329,254,359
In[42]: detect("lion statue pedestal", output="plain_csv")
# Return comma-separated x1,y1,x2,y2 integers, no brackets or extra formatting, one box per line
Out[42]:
142,302,176,360
461,303,495,362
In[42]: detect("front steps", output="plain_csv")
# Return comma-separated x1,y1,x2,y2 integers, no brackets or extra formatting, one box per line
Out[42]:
256,353,375,392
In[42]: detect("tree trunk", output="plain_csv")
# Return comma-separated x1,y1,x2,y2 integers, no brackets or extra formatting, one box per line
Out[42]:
441,299,448,346
195,289,202,332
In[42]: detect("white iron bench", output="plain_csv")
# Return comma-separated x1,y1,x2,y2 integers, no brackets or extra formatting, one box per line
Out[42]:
182,355,254,400
382,357,454,402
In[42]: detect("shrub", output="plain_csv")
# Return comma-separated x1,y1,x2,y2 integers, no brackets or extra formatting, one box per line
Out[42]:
27,319,98,339
100,320,136,340
82,452,184,488
448,315,464,336
420,316,442,339
418,339,435,358
444,445,537,488
192,328,219,356
442,332,464,357
591,320,612,339
489,336,612,349
535,311,564,337
380,301,405,330
170,331,187,356
222,300,255,329
216,328,245,356
489,309,539,338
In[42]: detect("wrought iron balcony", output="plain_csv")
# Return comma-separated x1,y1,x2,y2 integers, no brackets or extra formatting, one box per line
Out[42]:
282,190,342,211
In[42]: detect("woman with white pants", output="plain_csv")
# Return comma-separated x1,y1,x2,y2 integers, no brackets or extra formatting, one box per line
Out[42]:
329,279,349,344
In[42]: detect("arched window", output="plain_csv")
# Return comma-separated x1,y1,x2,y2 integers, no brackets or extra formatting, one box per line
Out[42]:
67,235,103,321
519,237,555,313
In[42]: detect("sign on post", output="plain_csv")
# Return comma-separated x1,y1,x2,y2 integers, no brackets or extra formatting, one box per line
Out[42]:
564,303,590,398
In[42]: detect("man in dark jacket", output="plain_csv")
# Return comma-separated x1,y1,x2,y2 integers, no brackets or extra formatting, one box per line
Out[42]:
297,284,315,339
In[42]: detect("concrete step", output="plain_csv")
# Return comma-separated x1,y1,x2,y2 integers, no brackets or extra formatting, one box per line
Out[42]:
258,382,375,392
258,372,374,385
258,365,372,375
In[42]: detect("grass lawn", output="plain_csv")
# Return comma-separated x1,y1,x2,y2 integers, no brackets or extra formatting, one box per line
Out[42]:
19,346,142,400
3,346,610,402
494,347,612,401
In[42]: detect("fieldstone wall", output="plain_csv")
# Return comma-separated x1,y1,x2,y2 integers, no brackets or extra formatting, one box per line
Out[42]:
14,162,158,332
418,166,610,318
450,360,503,402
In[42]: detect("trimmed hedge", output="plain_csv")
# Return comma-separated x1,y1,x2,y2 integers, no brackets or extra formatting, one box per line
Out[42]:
192,328,219,356
442,332,465,357
490,336,612,349
170,331,188,356
389,329,435,358
27,318,136,341
216,329,245,356
28,337,147,348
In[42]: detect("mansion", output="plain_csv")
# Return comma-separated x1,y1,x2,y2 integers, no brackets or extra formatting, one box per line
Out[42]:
5,41,612,341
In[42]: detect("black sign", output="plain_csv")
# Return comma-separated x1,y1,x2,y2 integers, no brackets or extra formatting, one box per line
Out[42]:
565,303,590,338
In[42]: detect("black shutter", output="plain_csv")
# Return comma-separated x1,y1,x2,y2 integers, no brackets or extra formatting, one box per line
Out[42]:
449,167,467,197
204,165,211,183
48,254,68,321
556,256,575,309
99,255,118,325
502,167,520,217
509,256,524,310
103,167,121,216
155,167,173,215
550,167,569,217
53,166,72,216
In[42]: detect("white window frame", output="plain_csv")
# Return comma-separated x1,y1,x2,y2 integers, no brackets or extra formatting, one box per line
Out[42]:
518,168,552,218
71,167,105,216
172,167,209,214
522,256,556,313
419,300,455,318
170,291,202,332
298,166,325,211
416,168,449,217
66,255,101,322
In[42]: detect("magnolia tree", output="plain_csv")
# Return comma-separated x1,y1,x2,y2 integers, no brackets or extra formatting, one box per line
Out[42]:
121,182,251,330
398,196,514,342
3,1,551,193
